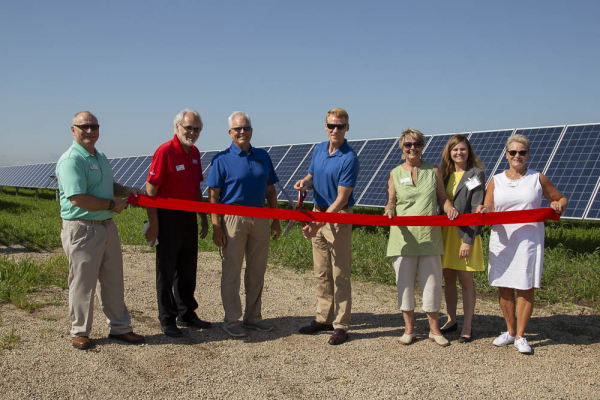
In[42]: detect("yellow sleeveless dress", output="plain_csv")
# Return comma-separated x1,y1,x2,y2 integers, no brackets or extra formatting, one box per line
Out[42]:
441,172,484,271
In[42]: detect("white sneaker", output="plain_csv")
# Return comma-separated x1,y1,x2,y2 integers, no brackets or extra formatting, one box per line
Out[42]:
493,332,515,347
514,337,532,354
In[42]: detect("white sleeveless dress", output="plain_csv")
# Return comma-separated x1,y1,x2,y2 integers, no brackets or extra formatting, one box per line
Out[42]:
488,169,545,289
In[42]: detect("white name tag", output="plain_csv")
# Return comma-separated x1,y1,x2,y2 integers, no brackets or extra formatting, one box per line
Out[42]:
176,164,185,171
400,177,411,184
90,164,99,170
465,176,481,190
192,159,198,164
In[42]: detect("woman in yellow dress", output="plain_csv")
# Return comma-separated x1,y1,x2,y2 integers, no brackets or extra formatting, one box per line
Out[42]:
439,135,485,343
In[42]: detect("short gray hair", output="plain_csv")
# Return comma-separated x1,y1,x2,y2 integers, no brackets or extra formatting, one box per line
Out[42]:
399,128,426,147
228,111,252,129
173,109,203,134
506,134,531,151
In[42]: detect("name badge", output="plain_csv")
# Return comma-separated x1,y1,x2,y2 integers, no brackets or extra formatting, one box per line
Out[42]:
465,176,481,190
400,177,411,184
176,164,185,171
90,164,99,170
192,159,198,164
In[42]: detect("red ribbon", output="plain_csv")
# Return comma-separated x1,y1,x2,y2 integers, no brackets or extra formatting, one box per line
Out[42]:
128,195,560,226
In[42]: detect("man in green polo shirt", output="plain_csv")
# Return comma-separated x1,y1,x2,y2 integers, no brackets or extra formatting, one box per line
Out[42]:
56,111,145,350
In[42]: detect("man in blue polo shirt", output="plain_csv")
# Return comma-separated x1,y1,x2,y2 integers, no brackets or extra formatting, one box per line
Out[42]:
294,107,359,345
56,111,145,350
207,111,281,338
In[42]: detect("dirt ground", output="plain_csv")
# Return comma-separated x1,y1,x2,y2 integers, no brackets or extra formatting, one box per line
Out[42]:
1,246,599,399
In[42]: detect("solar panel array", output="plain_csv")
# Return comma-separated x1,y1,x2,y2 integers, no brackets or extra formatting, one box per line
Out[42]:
2,123,600,220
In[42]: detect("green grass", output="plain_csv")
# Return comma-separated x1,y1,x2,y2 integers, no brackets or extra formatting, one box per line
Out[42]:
1,189,599,311
0,324,20,350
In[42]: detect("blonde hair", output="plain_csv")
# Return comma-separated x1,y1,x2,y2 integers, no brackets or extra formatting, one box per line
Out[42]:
440,134,485,178
506,134,531,151
326,107,349,122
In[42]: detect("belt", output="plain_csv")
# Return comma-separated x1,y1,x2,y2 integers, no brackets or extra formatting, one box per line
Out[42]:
72,218,112,225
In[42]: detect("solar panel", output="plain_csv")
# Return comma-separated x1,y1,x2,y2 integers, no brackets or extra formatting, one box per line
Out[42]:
495,126,564,176
543,124,600,219
351,138,397,202
274,143,314,200
123,156,153,189
30,163,54,188
277,144,316,202
467,130,514,183
422,133,457,167
584,180,600,220
267,145,292,169
357,138,401,207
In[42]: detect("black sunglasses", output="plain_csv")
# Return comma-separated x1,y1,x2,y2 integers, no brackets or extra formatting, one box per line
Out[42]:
508,150,528,156
180,124,201,133
73,124,99,131
327,123,347,130
403,141,423,149
231,126,252,133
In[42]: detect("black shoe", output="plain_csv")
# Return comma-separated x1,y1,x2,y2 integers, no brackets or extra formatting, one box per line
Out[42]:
298,320,334,335
177,317,212,329
162,324,184,337
328,329,348,345
458,328,474,343
440,322,458,334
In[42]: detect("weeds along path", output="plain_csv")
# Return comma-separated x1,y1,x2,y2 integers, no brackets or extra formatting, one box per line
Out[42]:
1,248,600,398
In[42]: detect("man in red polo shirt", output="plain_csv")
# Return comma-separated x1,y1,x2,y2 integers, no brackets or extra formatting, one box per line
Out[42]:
145,109,210,338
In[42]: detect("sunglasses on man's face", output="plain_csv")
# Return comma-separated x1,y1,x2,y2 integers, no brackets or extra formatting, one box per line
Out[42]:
508,150,528,156
180,124,201,133
327,123,347,130
73,124,100,131
403,141,423,149
231,126,252,133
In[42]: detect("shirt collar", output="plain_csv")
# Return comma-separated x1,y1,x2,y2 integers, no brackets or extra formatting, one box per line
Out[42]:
171,134,195,155
71,141,97,158
326,139,349,157
229,141,254,156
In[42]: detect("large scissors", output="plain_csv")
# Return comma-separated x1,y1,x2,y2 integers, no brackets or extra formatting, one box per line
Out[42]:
281,189,307,237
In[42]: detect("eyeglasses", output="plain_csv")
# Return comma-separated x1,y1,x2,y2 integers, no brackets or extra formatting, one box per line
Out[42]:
73,124,99,131
180,124,201,133
326,123,347,130
508,150,528,156
403,141,423,149
231,126,252,133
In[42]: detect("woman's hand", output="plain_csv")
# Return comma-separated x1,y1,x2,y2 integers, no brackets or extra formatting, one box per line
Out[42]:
476,205,488,213
458,243,471,259
550,201,565,213
384,209,394,219
447,206,459,220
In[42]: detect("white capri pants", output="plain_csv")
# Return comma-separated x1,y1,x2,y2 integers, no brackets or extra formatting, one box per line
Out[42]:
392,255,442,313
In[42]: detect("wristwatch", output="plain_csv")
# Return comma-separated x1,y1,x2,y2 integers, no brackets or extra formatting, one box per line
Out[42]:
108,200,115,210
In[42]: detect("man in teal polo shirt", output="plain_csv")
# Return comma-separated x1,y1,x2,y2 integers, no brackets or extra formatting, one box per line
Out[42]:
56,111,145,350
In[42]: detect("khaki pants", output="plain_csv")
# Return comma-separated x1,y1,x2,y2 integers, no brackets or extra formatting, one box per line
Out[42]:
221,215,270,327
61,219,132,337
311,208,353,330
392,255,442,313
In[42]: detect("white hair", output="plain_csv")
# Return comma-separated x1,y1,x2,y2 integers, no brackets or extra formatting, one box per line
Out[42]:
228,111,252,129
173,109,203,134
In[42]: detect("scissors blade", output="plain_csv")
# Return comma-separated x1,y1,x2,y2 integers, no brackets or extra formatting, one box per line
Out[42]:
277,183,296,210
281,219,296,237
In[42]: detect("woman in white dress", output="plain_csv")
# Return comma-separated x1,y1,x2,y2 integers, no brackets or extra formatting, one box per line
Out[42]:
477,134,567,354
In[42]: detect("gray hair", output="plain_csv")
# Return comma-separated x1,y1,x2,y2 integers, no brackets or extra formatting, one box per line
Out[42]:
228,111,252,129
173,109,203,134
399,128,426,147
506,134,531,151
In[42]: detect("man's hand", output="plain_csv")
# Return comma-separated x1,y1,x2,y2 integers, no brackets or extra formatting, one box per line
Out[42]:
294,179,312,192
125,186,144,197
271,220,281,241
113,198,129,214
144,222,158,245
199,215,209,239
212,224,226,247
302,222,320,239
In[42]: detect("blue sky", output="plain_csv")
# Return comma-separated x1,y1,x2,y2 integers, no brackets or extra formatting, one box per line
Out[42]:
1,0,598,165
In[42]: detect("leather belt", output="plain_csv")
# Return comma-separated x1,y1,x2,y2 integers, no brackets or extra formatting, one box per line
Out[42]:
73,218,112,225
314,205,350,212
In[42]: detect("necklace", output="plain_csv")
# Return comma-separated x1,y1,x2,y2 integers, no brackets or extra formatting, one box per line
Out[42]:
506,168,527,180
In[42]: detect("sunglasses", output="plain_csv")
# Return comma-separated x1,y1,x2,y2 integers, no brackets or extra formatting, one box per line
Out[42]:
73,124,100,131
180,124,201,133
508,150,528,156
326,123,347,130
403,141,423,149
231,126,252,133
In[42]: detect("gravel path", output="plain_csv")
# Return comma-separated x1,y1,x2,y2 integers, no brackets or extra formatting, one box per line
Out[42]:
1,246,599,399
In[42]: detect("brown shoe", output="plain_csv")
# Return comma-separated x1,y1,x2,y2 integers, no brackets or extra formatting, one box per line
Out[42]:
72,336,91,350
328,329,348,345
298,320,334,335
108,331,145,344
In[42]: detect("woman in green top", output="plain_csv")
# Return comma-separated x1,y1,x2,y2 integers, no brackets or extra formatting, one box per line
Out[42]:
385,128,458,346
